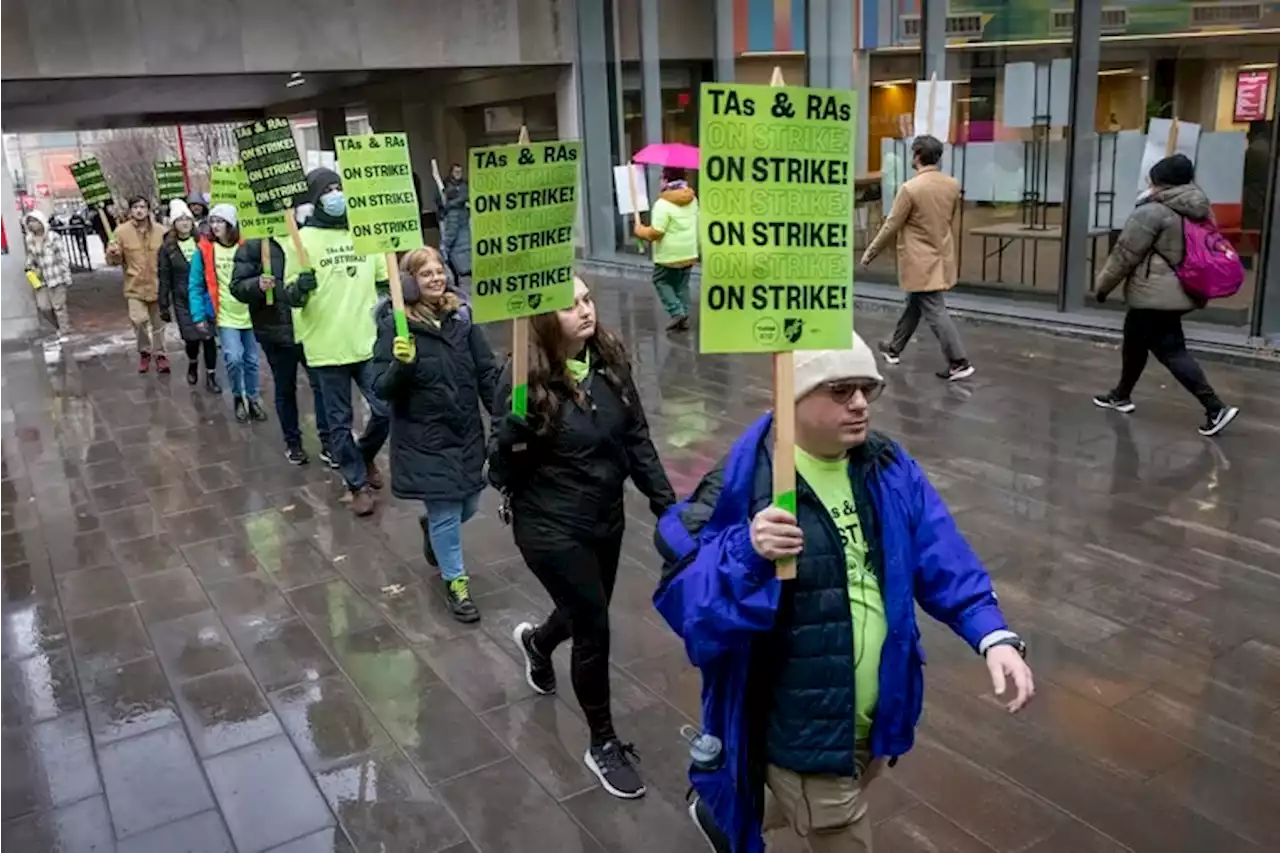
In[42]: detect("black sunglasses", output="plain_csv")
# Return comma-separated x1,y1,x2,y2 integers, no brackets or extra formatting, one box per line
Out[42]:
820,379,884,404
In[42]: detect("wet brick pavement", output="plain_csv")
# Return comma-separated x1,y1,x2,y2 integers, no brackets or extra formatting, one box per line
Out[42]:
4,269,1280,852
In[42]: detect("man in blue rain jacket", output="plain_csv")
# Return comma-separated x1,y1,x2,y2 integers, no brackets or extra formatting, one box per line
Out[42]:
654,336,1034,853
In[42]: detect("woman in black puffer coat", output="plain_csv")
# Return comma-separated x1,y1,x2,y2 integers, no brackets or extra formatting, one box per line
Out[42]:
371,247,498,623
157,199,218,390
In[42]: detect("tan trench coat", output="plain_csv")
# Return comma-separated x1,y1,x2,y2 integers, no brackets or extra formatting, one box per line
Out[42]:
863,166,960,293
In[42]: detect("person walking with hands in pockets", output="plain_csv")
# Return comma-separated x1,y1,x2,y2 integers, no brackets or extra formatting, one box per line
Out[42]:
371,247,499,622
655,335,1033,852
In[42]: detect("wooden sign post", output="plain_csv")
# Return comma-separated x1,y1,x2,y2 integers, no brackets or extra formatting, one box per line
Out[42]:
1166,117,1180,157
511,126,532,417
769,66,798,580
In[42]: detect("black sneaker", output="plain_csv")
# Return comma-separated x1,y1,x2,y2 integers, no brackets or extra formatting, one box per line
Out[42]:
418,517,438,567
585,740,645,799
689,794,731,853
513,622,556,695
1198,406,1239,437
1092,391,1135,414
248,399,269,422
878,341,901,365
318,448,339,469
186,360,199,385
936,361,976,381
444,577,480,623
285,447,309,465
234,396,249,423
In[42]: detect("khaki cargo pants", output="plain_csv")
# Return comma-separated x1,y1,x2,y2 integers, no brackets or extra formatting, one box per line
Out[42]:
762,744,884,852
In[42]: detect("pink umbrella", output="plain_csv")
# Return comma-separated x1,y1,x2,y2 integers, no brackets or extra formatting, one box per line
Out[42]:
632,142,700,170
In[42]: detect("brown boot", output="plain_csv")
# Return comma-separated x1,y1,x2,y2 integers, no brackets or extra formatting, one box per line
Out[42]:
365,461,384,490
351,486,376,517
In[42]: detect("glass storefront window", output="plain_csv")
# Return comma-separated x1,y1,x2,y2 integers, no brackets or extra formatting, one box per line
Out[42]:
859,52,922,283
1088,33,1280,330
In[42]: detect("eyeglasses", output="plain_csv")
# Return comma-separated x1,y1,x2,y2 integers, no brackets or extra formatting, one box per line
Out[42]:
820,379,884,404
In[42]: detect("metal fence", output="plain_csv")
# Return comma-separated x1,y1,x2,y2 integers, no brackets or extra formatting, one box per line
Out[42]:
52,223,93,273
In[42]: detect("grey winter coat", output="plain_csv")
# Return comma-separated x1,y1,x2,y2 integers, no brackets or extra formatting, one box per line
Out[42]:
1095,184,1212,312
438,179,472,275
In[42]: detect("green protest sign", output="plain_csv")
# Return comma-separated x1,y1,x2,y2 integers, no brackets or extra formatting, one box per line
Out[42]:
469,140,581,324
209,164,240,208
69,158,112,207
234,117,307,214
209,163,287,240
698,82,855,354
155,161,186,201
336,133,423,255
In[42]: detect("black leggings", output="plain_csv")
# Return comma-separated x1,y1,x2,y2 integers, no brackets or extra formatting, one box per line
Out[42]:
1114,309,1224,414
185,338,217,370
519,531,623,746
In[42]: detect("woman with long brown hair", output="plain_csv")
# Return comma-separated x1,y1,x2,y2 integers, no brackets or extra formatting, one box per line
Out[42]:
490,276,675,800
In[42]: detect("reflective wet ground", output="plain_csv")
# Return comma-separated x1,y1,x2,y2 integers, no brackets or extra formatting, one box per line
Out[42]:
4,271,1280,852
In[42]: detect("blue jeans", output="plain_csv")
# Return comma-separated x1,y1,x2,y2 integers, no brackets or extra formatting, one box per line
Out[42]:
312,361,390,491
218,326,260,399
260,341,330,452
424,493,480,581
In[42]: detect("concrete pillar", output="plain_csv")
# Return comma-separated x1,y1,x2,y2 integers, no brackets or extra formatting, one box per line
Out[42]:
367,101,406,134
921,0,946,80
1258,129,1280,341
575,0,618,256
806,0,831,88
315,107,346,151
854,51,871,175
639,0,663,200
557,65,587,250
2,149,40,343
1060,0,1101,312
714,0,734,82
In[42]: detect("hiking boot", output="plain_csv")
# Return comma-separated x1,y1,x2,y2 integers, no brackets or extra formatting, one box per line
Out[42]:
248,399,268,422
418,517,438,567
318,448,339,469
155,354,171,374
186,359,199,385
285,447,309,465
1198,406,1239,437
351,486,376,517
585,740,645,799
444,577,480,623
138,352,151,374
205,370,221,394
877,341,901,365
689,794,731,853
936,360,976,381
1092,391,1135,414
365,461,384,490
234,396,250,423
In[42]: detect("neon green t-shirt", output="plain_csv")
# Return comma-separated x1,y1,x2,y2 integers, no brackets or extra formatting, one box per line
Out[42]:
651,194,699,266
794,446,888,741
286,227,388,366
214,242,252,329
177,237,197,262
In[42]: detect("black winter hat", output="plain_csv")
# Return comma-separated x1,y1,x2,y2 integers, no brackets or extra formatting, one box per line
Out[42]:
305,168,341,205
1149,154,1194,188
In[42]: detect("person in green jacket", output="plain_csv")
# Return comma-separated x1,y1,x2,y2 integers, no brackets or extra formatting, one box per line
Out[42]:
283,168,391,517
635,167,699,332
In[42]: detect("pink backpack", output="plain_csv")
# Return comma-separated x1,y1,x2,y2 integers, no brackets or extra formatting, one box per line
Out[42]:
1173,217,1244,301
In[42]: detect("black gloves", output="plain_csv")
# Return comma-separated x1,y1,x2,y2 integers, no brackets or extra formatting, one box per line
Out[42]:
296,271,319,294
1095,290,1107,304
498,412,537,452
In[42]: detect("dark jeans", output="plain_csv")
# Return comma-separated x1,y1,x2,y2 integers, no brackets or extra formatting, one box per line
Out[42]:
1114,309,1225,414
184,338,216,370
520,531,623,746
312,360,390,490
889,291,968,364
260,341,331,453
